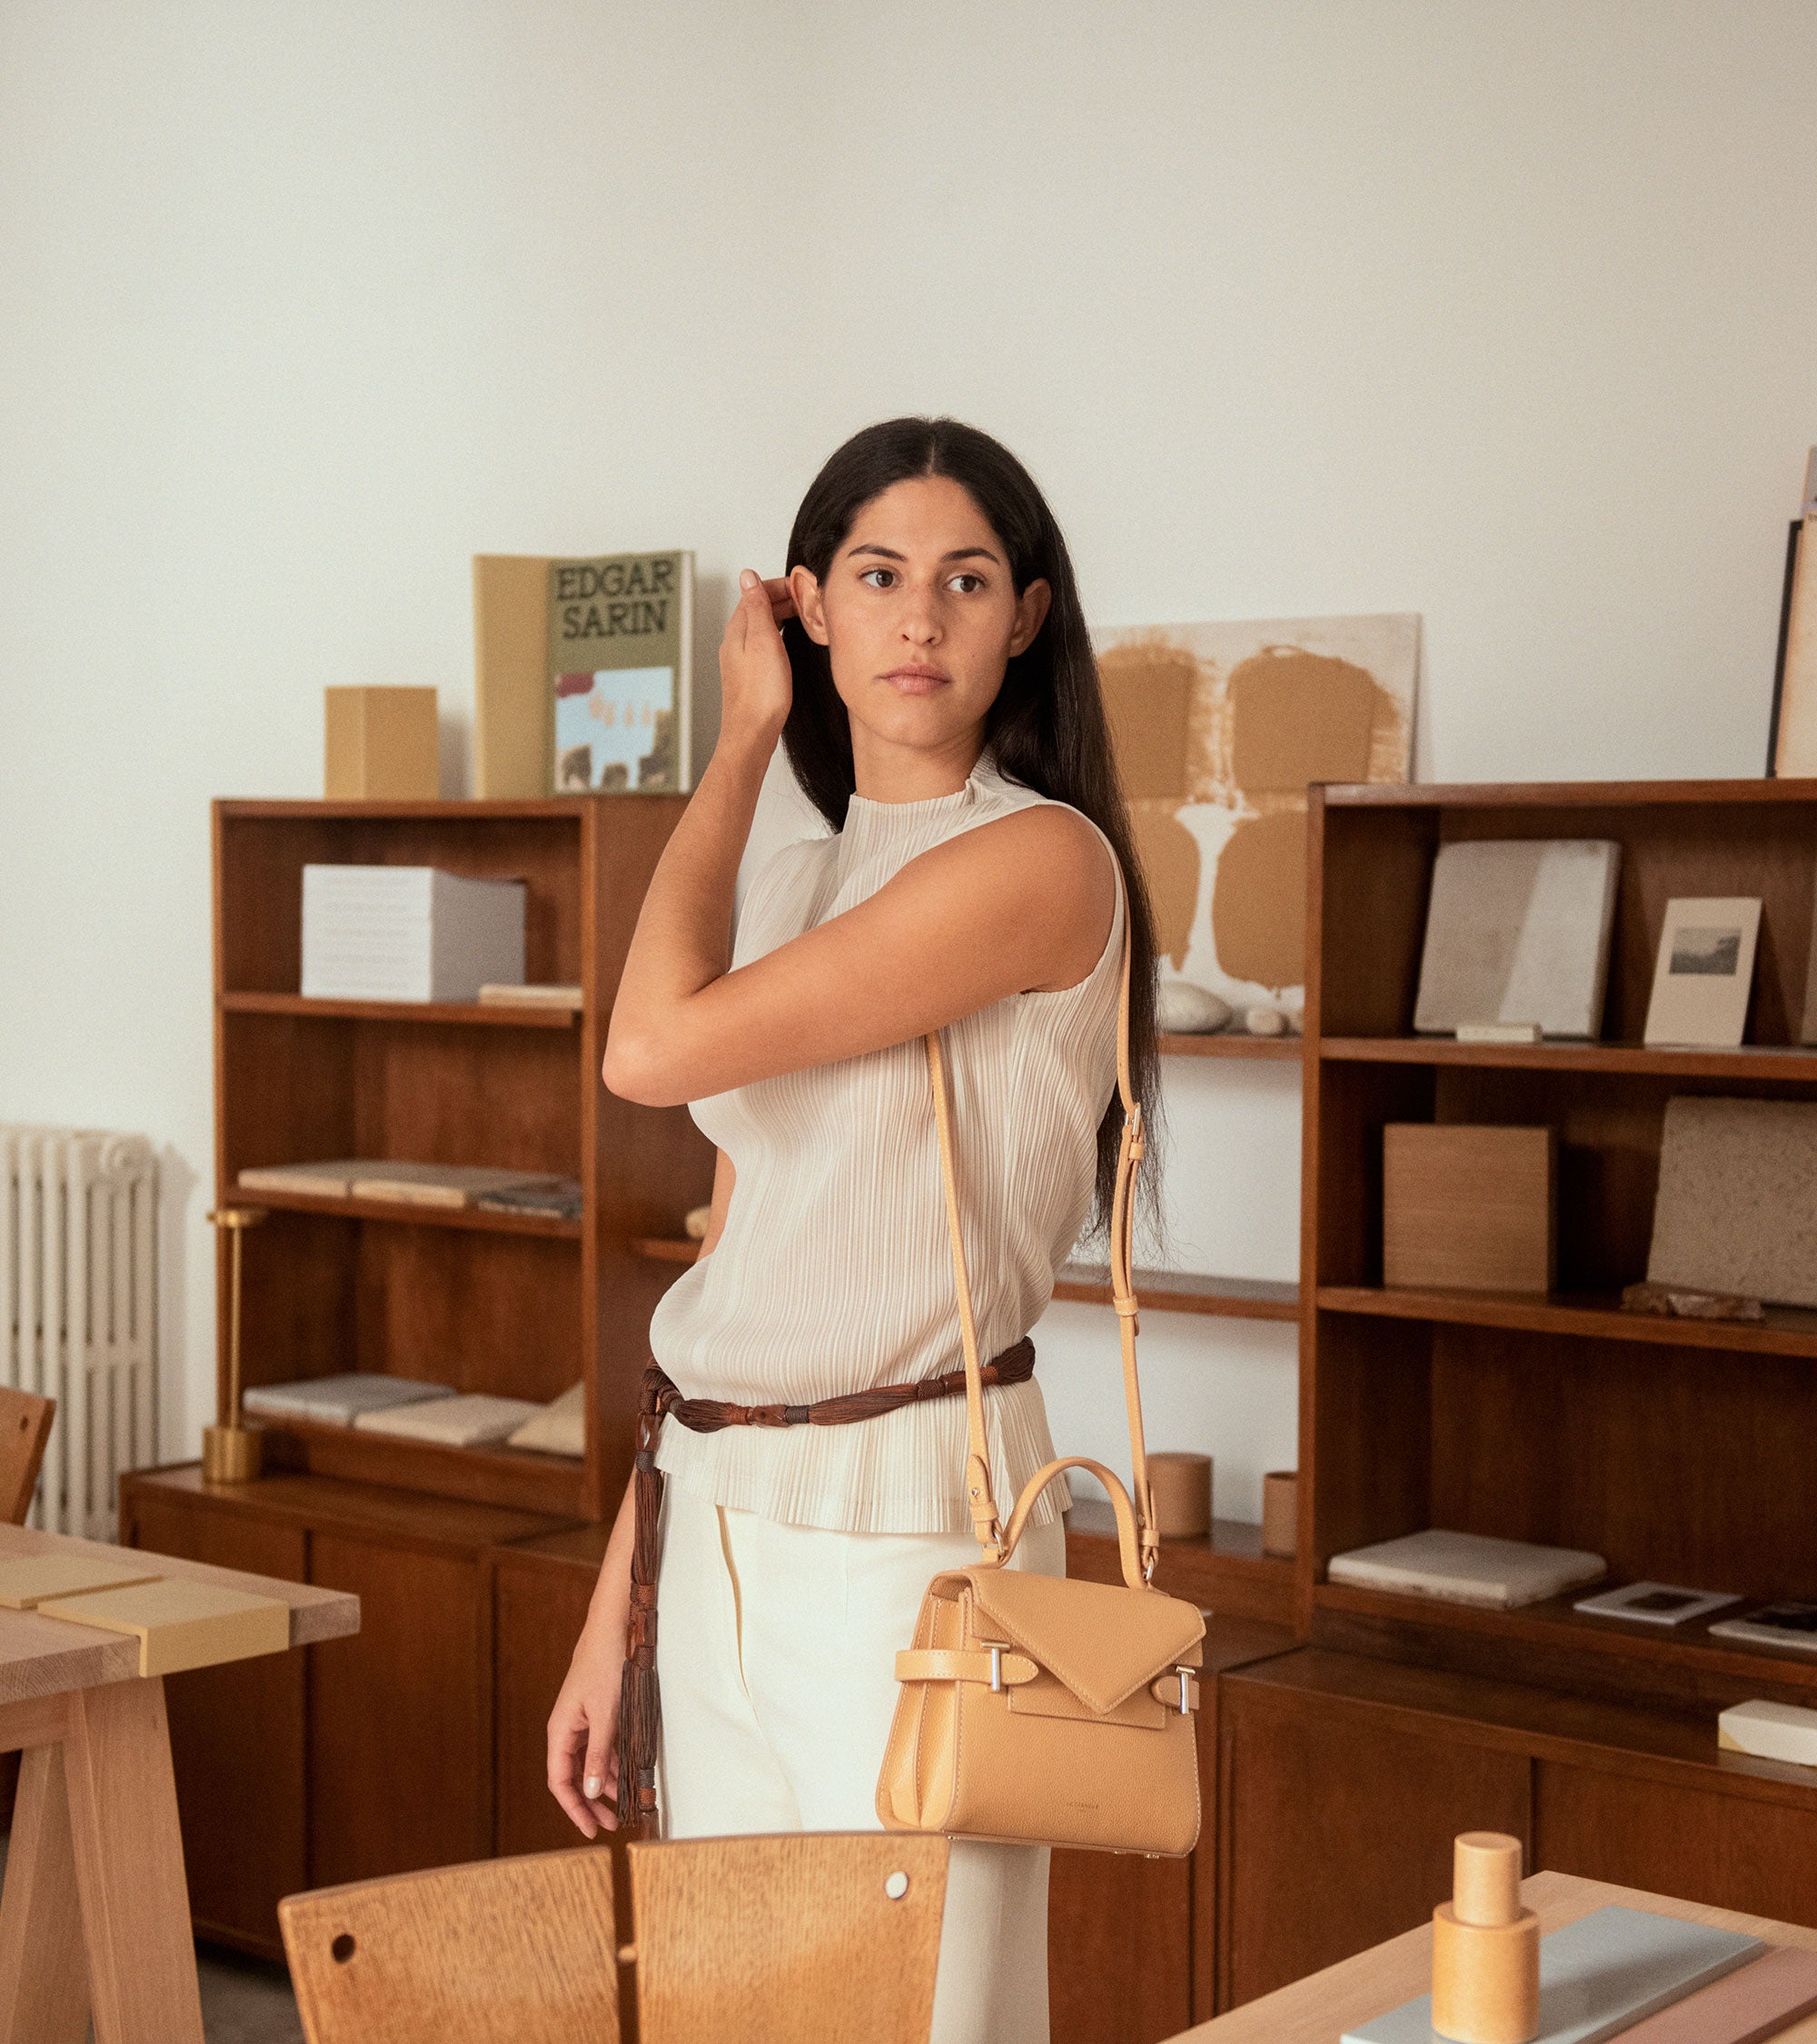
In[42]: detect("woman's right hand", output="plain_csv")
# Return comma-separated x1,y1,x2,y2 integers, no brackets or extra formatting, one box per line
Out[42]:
547,1619,626,1837
718,568,796,748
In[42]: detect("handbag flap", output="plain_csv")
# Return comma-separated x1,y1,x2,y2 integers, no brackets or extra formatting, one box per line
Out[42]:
957,1568,1205,1715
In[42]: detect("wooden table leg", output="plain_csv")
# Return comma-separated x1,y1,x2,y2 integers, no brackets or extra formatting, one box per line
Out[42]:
61,1676,204,2044
0,1742,91,2044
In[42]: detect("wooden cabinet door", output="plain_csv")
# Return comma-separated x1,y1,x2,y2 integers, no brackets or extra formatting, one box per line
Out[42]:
1220,1677,1529,2008
1049,1849,1192,2044
307,1533,491,1884
1535,1762,1817,1928
494,1554,597,1857
123,1487,307,1954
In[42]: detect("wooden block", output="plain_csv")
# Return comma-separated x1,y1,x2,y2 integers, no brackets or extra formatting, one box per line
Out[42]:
1613,1944,1817,2043
1383,1125,1556,1293
0,1554,161,1610
323,686,438,799
1262,1472,1298,1558
36,1578,290,1677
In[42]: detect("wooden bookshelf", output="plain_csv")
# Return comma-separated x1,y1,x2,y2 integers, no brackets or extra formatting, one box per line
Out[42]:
1216,777,1817,2006
211,798,715,1518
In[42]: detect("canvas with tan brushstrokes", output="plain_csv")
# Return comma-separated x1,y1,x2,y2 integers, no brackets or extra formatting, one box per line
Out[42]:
1092,615,1418,1014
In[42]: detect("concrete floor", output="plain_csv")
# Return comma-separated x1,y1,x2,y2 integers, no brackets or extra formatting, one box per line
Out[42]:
195,1944,306,2044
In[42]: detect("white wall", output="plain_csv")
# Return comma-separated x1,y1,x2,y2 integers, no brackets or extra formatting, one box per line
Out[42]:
3,2,1814,1513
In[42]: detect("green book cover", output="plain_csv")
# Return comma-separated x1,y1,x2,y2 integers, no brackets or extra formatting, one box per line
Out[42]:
550,551,696,793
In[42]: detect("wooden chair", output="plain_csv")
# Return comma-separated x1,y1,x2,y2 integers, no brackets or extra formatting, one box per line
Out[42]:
279,1848,622,2044
0,1388,54,1526
279,1831,948,2044
626,1832,948,2044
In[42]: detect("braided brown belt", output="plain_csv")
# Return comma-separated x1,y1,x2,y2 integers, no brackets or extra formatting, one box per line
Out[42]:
616,1335,1037,1834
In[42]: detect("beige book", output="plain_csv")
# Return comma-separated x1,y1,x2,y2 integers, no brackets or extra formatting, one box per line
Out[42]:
346,1163,558,1208
0,1553,162,1609
238,1159,374,1198
478,983,583,1007
37,1578,291,1676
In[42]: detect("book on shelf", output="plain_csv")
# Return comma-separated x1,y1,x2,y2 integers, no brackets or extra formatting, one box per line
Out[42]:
473,1178,583,1219
239,1160,570,1209
243,1374,455,1428
478,982,583,1009
1326,1529,1605,1610
473,550,716,797
354,1394,546,1448
302,865,525,1004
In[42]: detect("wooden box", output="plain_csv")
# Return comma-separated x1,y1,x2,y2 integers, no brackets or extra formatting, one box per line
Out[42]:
1382,1123,1556,1293
324,687,439,799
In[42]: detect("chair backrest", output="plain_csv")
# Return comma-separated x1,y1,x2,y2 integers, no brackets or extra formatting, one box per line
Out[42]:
278,1847,620,2044
0,1390,54,1526
627,1831,948,2044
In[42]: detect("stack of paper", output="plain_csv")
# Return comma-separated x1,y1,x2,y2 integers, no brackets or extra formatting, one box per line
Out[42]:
302,866,526,1003
243,1374,454,1427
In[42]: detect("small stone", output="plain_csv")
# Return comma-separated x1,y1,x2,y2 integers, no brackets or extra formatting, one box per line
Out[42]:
1245,1007,1287,1037
1157,982,1233,1034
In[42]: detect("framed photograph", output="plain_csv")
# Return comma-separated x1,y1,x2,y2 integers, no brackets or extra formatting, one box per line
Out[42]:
1642,897,1762,1047
1572,1581,1739,1627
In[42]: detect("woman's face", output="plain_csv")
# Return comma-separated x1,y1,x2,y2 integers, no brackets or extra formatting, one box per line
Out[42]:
790,476,1050,759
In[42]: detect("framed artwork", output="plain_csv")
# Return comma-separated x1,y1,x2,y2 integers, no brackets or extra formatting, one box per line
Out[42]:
1090,613,1419,1015
1641,898,1762,1047
1767,449,1817,776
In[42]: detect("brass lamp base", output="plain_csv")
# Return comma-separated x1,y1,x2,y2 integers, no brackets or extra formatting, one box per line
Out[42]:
202,1424,263,1484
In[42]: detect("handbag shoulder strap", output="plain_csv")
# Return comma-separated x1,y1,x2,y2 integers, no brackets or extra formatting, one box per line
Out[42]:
923,853,1157,1578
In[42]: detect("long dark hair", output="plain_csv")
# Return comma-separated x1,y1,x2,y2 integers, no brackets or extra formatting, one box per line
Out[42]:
780,416,1163,1245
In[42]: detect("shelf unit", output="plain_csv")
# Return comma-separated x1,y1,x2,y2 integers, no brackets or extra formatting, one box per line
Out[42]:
1301,779,1817,1696
212,797,716,1519
1199,777,1817,2012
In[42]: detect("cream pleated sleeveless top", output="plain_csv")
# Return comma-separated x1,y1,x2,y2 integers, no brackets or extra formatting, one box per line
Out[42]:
648,746,1126,1535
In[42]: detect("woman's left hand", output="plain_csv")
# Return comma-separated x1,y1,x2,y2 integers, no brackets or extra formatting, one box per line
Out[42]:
719,569,797,748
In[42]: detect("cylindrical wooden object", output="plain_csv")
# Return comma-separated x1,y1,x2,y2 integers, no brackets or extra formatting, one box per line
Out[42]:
1431,1832,1538,2044
1147,1453,1211,1538
1261,1470,1297,1556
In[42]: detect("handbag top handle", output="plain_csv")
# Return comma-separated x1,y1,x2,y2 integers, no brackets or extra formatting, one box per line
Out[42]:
923,853,1157,1580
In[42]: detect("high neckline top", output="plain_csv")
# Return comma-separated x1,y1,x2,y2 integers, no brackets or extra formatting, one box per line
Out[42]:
647,746,1126,1535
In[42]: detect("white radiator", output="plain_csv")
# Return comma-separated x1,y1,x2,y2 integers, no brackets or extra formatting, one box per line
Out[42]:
0,1127,157,1539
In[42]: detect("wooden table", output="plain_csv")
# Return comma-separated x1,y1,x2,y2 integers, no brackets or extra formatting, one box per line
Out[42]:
0,1518,358,2043
1168,1871,1817,2042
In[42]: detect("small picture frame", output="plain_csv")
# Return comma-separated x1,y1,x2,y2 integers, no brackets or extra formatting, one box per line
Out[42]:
1572,1581,1739,1627
1642,897,1762,1048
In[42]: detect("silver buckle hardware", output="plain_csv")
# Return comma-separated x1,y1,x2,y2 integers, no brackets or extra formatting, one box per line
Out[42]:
1177,1667,1193,1713
989,1646,1004,1692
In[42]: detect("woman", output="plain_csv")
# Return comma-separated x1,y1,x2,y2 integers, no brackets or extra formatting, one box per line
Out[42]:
547,416,1160,2042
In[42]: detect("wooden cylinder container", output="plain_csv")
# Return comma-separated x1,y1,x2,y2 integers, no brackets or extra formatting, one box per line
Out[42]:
1147,1453,1211,1538
1261,1471,1298,1557
1431,1832,1538,2044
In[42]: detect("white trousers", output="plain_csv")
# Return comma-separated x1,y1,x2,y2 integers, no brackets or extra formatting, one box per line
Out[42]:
654,1484,1067,2044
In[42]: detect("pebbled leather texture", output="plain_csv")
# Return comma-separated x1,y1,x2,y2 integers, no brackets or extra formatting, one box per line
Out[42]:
876,864,1204,1858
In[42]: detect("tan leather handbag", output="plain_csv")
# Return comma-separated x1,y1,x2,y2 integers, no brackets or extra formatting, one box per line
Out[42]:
876,906,1206,1858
